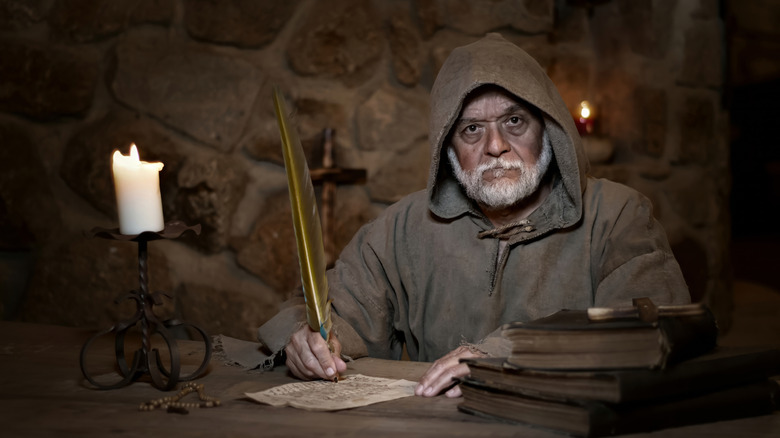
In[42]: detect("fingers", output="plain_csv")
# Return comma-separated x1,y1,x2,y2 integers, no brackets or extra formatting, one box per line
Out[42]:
415,361,471,397
445,384,463,398
285,326,344,381
415,345,480,397
329,335,348,374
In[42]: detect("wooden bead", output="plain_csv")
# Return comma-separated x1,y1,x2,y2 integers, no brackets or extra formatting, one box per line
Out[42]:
140,382,220,413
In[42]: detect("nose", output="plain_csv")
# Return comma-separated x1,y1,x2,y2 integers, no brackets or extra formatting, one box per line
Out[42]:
485,125,510,157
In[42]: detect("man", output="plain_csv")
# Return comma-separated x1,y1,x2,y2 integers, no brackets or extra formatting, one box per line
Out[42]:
258,33,690,398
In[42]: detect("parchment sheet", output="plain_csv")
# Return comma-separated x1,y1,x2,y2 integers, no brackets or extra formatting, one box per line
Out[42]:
245,374,416,411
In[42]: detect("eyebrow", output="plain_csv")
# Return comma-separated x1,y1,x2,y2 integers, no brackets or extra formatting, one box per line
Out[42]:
456,103,530,125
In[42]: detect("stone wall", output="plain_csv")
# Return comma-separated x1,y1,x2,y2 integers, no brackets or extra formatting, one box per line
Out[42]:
0,0,731,340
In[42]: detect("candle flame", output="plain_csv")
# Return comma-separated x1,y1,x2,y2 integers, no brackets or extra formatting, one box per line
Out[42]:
112,143,164,171
130,143,140,161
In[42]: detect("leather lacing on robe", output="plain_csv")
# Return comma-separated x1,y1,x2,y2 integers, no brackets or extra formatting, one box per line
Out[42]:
477,219,538,296
477,219,536,240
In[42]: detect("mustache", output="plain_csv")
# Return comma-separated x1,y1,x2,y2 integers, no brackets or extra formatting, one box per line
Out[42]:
475,158,526,174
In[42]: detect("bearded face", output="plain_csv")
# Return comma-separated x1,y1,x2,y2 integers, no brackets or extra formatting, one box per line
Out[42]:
447,87,553,210
448,132,552,210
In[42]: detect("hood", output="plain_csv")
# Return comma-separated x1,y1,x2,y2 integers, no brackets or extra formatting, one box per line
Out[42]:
427,33,589,228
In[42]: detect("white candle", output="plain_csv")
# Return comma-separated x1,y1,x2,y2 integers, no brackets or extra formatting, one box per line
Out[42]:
112,144,165,235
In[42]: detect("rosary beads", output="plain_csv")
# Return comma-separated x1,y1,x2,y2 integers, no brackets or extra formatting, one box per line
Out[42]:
139,382,221,413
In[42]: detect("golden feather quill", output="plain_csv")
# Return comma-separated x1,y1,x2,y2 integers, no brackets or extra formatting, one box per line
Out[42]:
273,87,333,345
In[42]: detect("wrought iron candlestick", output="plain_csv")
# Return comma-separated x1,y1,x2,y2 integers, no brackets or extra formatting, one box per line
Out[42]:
80,221,212,391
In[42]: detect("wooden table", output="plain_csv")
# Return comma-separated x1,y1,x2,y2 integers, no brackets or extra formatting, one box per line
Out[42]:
1,321,778,437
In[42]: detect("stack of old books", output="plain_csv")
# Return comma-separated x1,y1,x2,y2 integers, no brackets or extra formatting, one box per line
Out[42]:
458,299,780,437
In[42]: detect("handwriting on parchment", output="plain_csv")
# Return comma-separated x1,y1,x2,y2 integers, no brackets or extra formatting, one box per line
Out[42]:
245,374,416,411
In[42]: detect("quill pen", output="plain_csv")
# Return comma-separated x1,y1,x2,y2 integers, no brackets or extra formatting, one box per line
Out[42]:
272,87,333,347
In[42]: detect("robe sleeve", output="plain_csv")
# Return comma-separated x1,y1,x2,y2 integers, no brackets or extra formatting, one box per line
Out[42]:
256,296,368,361
463,326,512,357
590,185,691,307
324,215,408,360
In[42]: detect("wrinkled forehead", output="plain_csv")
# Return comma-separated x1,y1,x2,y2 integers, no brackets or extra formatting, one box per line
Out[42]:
458,84,543,122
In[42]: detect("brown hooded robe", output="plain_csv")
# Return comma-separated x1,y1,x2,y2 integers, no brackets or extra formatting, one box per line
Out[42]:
258,33,690,364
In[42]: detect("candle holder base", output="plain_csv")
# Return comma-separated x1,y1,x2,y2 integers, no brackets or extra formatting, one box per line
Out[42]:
80,221,211,391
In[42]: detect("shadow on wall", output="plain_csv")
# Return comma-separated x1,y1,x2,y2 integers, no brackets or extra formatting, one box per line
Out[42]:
671,238,708,303
730,79,780,239
729,79,780,293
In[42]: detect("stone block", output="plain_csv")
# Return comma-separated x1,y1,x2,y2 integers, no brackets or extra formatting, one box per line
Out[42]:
417,0,553,36
60,109,243,254
183,0,298,48
234,185,377,294
21,237,175,330
581,136,614,165
692,0,719,19
677,95,713,165
0,248,34,319
49,0,173,43
589,164,631,185
388,10,423,87
128,0,175,25
595,68,638,150
427,30,482,80
666,172,716,227
637,159,672,181
174,155,247,254
415,0,440,38
591,2,625,61
633,87,667,158
0,0,49,30
294,98,349,167
550,2,588,43
242,117,282,165
112,31,263,152
356,86,429,153
616,0,675,59
0,39,98,119
332,186,379,254
0,120,60,248
234,191,299,294
286,0,383,87
367,137,430,203
729,35,780,87
680,20,723,87
244,96,347,167
177,283,278,341
547,54,591,116
729,0,780,36
60,110,184,221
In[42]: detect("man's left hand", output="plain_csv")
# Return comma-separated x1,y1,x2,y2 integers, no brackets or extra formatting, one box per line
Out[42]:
414,345,487,398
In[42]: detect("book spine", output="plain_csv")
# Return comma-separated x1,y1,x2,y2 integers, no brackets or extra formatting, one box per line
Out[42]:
657,308,718,368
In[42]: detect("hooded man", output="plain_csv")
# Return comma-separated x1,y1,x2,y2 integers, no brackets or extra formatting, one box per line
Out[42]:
258,34,691,398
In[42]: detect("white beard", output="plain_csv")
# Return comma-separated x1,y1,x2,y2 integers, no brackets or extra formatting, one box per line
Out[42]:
448,130,553,210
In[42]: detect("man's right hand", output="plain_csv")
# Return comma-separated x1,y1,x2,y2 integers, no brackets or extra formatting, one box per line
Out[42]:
284,325,347,381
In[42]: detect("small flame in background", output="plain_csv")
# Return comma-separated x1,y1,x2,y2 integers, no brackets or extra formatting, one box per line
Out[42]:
579,101,592,119
575,101,595,136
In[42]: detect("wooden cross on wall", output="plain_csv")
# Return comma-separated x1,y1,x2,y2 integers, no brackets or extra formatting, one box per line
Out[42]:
310,128,367,268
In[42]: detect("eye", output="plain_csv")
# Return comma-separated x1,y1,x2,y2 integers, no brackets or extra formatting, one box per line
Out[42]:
504,115,528,135
456,123,482,144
